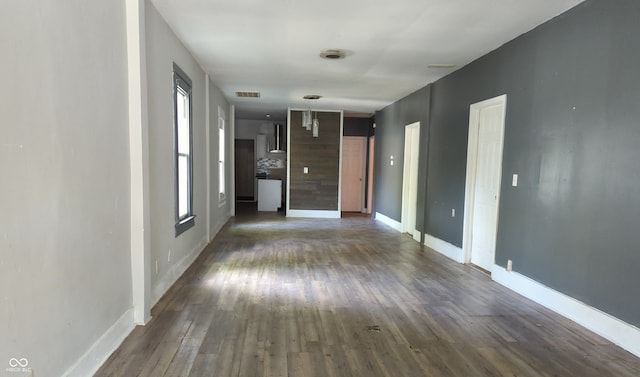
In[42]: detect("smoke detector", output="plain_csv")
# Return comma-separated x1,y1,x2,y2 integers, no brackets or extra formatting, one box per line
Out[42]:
320,49,346,60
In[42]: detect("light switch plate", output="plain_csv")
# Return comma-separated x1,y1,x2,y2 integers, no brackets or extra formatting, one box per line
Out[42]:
512,174,518,187
303,167,308,174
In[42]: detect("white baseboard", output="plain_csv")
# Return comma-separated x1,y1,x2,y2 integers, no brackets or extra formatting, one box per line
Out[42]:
287,209,340,218
151,235,209,306
423,233,465,263
63,308,135,377
374,213,421,244
493,265,640,358
375,212,402,232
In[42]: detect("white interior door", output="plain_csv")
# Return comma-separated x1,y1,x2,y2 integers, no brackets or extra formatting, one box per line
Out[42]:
464,96,506,272
341,136,366,212
402,122,420,238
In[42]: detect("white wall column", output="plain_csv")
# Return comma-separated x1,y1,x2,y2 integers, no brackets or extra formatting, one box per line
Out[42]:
205,75,211,241
230,104,236,217
126,0,151,325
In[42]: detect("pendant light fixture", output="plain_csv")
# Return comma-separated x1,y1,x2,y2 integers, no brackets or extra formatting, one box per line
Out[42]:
302,109,312,130
312,113,319,137
302,95,321,137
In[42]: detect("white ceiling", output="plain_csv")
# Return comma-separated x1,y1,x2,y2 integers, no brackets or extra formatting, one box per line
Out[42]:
151,0,583,120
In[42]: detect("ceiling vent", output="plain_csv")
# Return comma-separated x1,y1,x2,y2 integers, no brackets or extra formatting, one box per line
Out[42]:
236,91,261,98
303,94,322,100
320,49,346,60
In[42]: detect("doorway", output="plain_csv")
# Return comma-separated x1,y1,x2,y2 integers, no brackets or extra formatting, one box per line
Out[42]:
341,136,367,212
234,139,255,201
463,95,507,273
401,122,420,240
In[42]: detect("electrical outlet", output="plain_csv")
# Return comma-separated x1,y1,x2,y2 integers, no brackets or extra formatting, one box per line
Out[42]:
507,259,513,272
512,174,518,187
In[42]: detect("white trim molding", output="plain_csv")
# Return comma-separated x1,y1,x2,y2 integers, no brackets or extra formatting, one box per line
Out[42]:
493,265,640,358
375,212,402,232
287,209,340,219
424,233,465,263
63,309,135,377
374,213,420,244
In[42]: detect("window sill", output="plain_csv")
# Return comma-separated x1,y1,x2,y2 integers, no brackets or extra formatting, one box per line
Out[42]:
175,215,195,237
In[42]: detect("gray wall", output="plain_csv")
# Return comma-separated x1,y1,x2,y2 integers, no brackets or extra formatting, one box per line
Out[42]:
208,82,232,239
374,0,640,327
0,1,234,374
343,117,374,137
146,1,232,305
0,1,132,375
375,86,431,234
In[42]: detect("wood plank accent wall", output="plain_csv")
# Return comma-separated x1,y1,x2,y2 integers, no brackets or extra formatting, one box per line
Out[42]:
289,110,341,210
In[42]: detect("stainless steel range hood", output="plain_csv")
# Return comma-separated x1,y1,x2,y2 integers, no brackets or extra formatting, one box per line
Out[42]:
270,123,286,153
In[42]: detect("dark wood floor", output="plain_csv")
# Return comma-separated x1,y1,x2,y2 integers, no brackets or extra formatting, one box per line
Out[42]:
96,204,640,376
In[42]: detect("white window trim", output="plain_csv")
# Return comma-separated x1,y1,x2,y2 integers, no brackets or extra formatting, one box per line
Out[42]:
173,63,195,236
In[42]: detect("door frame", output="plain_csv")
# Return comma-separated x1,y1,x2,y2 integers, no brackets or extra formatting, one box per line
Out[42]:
341,136,368,212
462,94,507,268
401,122,420,241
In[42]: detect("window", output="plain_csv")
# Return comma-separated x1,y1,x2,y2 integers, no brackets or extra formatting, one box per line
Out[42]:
218,106,226,204
173,63,194,236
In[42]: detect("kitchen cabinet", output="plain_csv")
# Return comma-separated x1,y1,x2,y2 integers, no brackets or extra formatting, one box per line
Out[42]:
267,168,286,208
257,179,282,212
